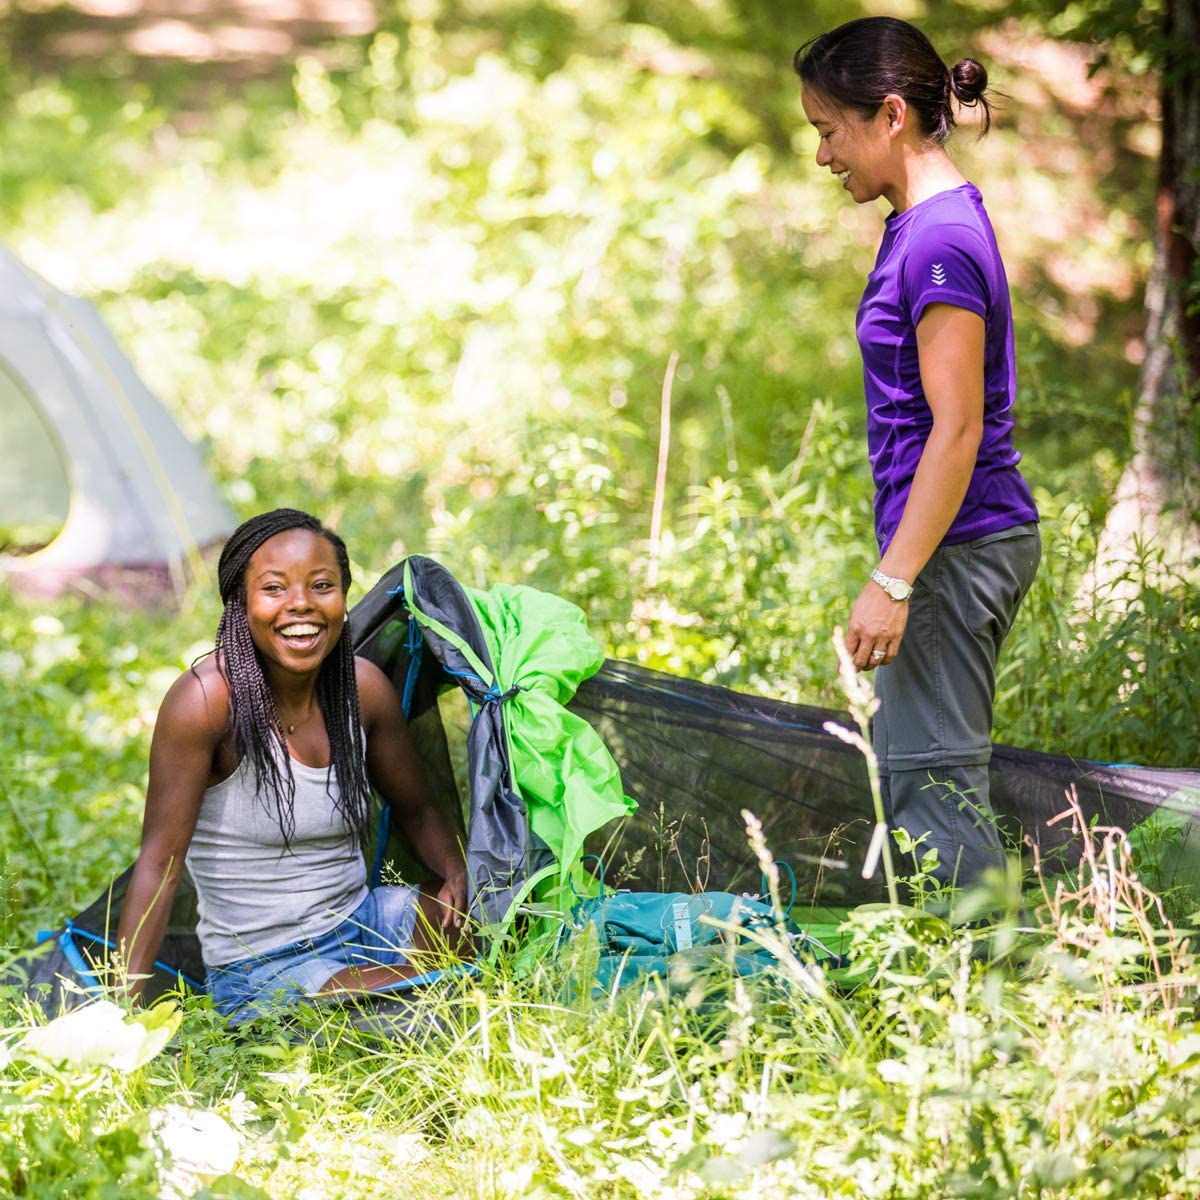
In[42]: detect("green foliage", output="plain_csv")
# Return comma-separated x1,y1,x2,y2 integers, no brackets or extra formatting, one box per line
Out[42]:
2,889,1199,1198
1009,0,1170,74
0,0,1174,722
0,0,1179,735
996,507,1200,765
0,0,1157,541
0,593,213,956
0,4,1197,1196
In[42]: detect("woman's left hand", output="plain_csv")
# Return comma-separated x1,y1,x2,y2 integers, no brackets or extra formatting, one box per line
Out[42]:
845,583,909,671
436,868,469,929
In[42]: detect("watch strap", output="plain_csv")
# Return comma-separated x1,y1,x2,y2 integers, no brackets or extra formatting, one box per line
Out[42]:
870,567,913,601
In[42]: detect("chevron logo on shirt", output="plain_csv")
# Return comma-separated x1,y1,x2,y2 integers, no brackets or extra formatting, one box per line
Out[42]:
931,262,947,285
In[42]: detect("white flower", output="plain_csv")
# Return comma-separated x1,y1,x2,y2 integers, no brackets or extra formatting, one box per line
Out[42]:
20,1000,176,1073
708,1111,749,1146
454,1104,499,1140
151,1105,241,1199
224,1091,260,1131
498,1162,536,1198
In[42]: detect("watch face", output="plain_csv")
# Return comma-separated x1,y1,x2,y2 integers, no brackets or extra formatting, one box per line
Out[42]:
871,568,911,600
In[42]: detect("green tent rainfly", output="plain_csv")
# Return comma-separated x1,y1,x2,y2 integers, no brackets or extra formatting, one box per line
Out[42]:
404,562,636,893
460,578,636,879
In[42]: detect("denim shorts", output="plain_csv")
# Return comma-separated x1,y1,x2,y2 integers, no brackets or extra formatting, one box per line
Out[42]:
206,884,421,1024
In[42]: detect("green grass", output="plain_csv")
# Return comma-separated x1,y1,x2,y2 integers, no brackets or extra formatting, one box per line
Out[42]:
3,871,1198,1199
2,576,1198,1197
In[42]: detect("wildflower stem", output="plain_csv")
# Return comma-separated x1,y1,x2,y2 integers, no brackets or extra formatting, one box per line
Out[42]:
828,629,899,908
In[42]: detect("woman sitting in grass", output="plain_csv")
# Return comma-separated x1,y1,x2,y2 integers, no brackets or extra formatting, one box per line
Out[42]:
116,508,468,1023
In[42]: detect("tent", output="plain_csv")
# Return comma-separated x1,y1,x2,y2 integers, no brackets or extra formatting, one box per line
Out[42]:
0,246,233,596
570,662,1200,906
4,556,1199,1014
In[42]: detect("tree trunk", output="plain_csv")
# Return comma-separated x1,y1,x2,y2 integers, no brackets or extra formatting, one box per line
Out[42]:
1085,0,1200,600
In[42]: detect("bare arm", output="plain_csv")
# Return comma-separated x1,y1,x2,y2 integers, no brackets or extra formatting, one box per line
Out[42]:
846,303,985,671
115,669,223,998
358,659,468,926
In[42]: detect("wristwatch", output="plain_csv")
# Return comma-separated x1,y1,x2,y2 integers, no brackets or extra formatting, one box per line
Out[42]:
870,567,913,602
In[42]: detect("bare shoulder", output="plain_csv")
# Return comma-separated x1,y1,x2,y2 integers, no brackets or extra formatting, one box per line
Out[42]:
145,654,229,825
156,654,230,746
354,656,403,728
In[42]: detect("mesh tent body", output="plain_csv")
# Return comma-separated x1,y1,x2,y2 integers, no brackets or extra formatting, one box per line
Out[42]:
0,246,233,594
570,662,1200,907
5,558,1199,1011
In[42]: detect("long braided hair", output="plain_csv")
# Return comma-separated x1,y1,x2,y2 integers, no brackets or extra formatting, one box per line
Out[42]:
214,509,372,846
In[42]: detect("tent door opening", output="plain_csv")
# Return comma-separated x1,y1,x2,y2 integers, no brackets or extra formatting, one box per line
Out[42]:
0,364,69,555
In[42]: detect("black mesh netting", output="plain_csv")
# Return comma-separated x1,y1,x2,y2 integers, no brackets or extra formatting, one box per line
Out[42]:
570,661,1200,906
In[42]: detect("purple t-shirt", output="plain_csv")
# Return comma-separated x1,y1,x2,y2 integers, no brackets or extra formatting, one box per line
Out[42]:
856,183,1038,552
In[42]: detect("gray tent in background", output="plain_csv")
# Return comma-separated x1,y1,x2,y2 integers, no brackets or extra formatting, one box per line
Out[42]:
0,246,233,597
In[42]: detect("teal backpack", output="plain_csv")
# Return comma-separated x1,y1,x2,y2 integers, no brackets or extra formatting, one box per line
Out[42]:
558,860,843,994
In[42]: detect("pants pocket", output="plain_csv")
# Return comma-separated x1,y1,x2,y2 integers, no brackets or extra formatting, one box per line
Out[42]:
206,962,256,1014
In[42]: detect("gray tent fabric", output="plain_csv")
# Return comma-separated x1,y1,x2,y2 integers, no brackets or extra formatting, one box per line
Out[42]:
350,556,556,926
0,246,233,593
570,662,1200,903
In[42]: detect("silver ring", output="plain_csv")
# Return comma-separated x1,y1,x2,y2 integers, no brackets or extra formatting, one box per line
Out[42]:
871,649,886,660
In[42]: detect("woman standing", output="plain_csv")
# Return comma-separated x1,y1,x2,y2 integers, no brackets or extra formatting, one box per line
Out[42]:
793,18,1041,893
117,509,468,1022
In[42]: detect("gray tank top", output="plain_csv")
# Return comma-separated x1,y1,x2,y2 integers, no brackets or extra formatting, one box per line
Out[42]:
186,747,369,967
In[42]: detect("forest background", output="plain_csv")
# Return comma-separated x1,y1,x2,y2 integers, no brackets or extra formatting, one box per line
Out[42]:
0,1,1198,1197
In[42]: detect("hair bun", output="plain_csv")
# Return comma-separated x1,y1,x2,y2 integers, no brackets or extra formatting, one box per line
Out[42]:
950,57,988,105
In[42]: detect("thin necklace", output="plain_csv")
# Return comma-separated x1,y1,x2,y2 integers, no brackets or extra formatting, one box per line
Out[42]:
279,700,319,736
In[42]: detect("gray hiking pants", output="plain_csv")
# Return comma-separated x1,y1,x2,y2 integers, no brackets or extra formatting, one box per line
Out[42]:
872,523,1041,891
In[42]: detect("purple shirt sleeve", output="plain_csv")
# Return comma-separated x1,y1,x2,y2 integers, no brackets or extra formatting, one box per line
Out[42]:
899,220,992,327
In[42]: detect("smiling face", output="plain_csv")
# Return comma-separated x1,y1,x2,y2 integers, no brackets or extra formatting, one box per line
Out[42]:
801,87,899,207
243,528,347,680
